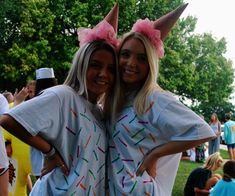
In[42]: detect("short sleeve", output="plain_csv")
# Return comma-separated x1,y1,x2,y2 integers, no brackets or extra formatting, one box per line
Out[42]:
156,99,215,141
0,94,9,115
0,95,9,169
0,128,8,169
8,90,61,136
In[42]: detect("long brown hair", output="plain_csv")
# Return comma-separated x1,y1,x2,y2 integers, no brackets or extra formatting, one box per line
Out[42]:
210,113,220,124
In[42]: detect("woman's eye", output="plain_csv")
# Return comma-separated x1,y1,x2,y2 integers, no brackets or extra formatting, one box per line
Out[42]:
89,63,100,68
120,51,129,58
138,55,147,63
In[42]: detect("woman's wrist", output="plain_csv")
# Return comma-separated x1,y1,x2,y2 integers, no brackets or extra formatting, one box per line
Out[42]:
43,146,56,160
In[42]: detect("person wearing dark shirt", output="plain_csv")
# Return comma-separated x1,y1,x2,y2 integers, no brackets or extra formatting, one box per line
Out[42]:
184,152,223,196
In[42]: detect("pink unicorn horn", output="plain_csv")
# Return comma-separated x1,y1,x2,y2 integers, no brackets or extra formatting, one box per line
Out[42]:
104,3,119,33
154,3,188,40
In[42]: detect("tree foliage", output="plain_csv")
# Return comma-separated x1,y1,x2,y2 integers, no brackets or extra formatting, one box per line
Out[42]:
0,0,234,119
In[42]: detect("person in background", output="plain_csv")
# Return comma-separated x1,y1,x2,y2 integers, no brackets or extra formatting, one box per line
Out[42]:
184,152,223,196
25,80,36,101
195,115,207,163
208,113,221,155
210,160,235,196
107,4,215,196
30,67,58,179
3,88,33,195
0,93,9,196
3,136,33,195
35,68,58,96
223,113,235,160
3,91,14,105
0,3,119,195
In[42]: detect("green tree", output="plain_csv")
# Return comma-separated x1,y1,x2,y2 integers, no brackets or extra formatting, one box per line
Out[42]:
0,0,234,118
190,34,234,119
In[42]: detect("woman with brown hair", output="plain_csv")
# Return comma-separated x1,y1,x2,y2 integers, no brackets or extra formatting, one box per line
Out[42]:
209,113,221,155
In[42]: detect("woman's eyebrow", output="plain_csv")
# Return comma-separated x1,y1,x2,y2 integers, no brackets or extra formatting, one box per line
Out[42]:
90,59,101,63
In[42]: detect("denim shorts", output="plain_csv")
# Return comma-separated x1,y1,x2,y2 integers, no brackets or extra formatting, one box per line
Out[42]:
227,143,235,149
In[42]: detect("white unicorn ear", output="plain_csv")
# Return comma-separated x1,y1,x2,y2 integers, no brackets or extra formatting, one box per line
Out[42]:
36,68,55,80
153,3,188,40
104,3,119,33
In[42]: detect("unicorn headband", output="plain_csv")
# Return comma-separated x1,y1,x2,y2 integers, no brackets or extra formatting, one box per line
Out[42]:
131,4,188,58
77,3,119,48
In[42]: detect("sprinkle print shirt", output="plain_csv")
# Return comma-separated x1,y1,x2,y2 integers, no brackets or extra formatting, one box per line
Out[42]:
8,85,107,196
107,90,215,196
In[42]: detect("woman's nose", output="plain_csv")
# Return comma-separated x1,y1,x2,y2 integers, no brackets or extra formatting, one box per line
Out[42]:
98,67,108,77
127,56,137,67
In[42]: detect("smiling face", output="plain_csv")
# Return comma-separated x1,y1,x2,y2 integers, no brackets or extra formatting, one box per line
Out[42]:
119,37,149,90
86,49,115,103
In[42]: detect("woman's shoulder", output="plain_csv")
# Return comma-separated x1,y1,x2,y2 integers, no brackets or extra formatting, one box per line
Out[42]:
44,85,73,93
42,85,76,97
148,89,178,107
192,167,210,175
39,85,83,103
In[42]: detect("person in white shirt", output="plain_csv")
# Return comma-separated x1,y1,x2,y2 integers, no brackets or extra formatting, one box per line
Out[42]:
0,93,9,196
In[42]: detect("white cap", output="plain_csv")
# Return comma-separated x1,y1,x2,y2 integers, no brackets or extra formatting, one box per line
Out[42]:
36,68,55,80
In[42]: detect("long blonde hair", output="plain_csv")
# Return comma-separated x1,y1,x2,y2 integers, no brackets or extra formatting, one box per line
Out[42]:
117,32,163,116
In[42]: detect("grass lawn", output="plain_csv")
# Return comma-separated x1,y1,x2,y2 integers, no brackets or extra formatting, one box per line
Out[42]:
172,149,229,196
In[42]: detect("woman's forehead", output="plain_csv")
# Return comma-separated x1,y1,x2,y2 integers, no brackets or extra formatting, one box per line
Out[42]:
121,38,145,53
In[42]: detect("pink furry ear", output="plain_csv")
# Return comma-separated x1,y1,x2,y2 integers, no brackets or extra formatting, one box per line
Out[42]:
131,19,164,58
131,4,188,58
153,4,188,40
77,3,119,48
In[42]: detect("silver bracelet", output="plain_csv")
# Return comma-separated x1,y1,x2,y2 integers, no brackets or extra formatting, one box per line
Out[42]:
43,146,56,159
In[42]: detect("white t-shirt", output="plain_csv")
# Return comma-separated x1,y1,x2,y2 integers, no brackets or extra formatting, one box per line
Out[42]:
108,90,215,196
0,94,9,169
8,85,107,195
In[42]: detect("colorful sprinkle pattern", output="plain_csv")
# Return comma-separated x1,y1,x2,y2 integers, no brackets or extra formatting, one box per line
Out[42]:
10,86,107,196
108,91,215,195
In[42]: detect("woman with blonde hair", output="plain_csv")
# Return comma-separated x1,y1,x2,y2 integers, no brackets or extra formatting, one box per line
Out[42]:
107,4,216,196
209,113,221,155
184,152,223,196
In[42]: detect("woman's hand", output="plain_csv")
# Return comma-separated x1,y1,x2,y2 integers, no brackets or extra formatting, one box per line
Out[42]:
14,87,28,106
40,151,69,178
136,153,158,178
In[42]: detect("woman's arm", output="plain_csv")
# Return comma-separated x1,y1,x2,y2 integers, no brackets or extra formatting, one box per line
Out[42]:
0,170,8,196
194,187,210,196
136,138,213,176
0,114,69,176
0,114,51,153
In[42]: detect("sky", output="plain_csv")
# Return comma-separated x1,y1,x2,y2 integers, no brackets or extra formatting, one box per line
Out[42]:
181,0,235,103
181,0,235,64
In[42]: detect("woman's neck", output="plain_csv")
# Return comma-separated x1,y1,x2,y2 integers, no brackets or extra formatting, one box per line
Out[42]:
87,92,99,104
